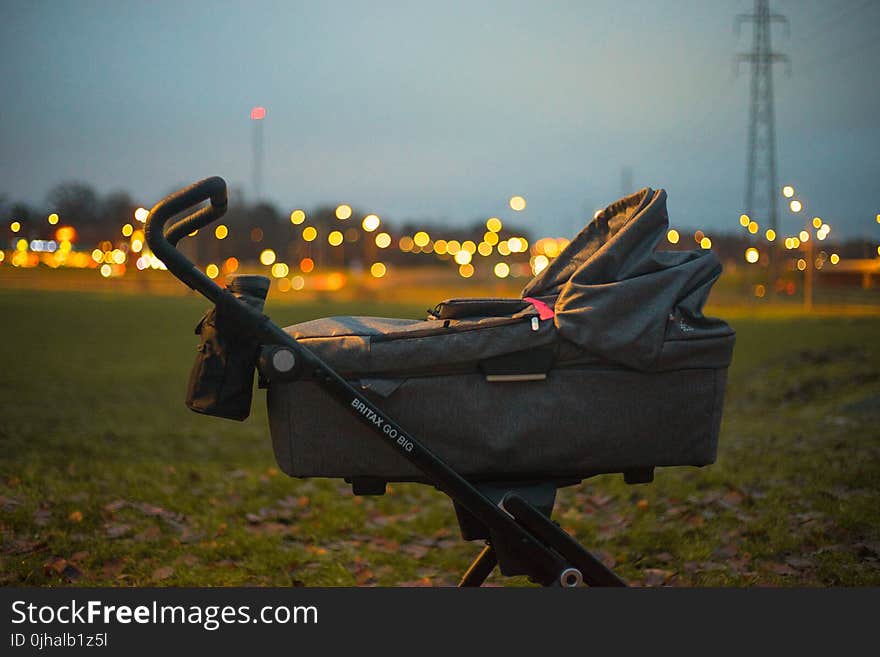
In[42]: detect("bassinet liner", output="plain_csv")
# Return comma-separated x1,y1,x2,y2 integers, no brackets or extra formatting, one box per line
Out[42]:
265,188,735,482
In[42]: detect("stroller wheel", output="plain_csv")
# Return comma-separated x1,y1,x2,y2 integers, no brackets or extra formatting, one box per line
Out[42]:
560,568,584,587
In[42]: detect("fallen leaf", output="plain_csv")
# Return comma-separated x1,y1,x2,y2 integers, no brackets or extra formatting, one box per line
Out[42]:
855,543,880,559
134,526,162,541
590,493,614,508
178,528,204,544
713,544,740,559
68,510,84,523
104,500,127,513
175,554,199,567
399,577,433,587
401,544,430,559
355,567,374,585
134,503,167,517
636,499,649,510
104,523,131,539
45,557,69,574
152,566,174,581
33,508,52,526
722,490,745,507
100,558,126,578
785,556,814,570
642,568,675,586
3,538,47,555
768,563,798,576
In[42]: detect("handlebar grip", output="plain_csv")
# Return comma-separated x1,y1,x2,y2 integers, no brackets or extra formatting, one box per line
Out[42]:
144,176,228,304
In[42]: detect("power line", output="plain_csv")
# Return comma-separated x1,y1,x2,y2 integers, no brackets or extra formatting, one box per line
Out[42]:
797,0,877,46
797,21,880,72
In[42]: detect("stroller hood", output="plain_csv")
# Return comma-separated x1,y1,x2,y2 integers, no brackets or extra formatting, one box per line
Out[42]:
522,188,730,370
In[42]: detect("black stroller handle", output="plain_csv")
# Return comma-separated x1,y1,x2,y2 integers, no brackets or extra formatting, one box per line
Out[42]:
144,176,229,305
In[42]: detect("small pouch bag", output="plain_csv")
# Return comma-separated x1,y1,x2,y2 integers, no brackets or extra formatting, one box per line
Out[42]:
185,276,270,421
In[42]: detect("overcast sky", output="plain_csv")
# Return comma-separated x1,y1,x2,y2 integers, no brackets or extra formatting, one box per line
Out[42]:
1,0,878,238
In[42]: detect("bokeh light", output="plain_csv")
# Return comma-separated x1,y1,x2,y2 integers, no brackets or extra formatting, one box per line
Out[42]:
370,262,387,278
215,224,228,239
532,254,549,275
494,262,510,278
375,232,391,248
509,196,526,211
290,209,306,225
260,249,276,265
667,229,679,244
302,226,318,242
335,204,352,220
362,214,380,232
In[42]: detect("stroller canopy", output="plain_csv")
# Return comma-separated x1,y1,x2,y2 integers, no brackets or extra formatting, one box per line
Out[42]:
287,187,733,376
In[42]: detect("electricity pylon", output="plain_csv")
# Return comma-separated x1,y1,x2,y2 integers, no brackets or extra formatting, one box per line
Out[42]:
736,0,789,233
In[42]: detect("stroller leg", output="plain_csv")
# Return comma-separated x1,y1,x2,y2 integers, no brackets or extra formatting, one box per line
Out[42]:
458,544,498,587
502,493,627,587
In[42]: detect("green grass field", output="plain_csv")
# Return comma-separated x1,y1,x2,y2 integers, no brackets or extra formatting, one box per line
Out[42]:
1,289,878,586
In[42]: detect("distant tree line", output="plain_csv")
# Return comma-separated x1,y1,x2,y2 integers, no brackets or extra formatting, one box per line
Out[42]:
4,181,875,267
1,181,536,269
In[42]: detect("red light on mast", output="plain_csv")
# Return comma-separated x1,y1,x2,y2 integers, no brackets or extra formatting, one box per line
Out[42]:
250,106,266,120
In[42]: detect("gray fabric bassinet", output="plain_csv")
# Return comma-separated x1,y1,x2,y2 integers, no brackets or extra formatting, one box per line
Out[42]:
264,188,735,482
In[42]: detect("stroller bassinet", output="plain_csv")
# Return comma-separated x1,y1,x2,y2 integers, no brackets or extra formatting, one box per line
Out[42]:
146,178,734,587
266,187,733,483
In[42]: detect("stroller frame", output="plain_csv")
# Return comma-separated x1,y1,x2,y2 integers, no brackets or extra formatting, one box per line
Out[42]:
146,177,626,587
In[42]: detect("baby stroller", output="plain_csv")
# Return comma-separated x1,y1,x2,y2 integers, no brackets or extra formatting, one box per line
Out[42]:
145,177,735,587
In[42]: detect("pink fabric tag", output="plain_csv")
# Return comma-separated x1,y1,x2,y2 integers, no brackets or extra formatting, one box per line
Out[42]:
523,297,555,320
